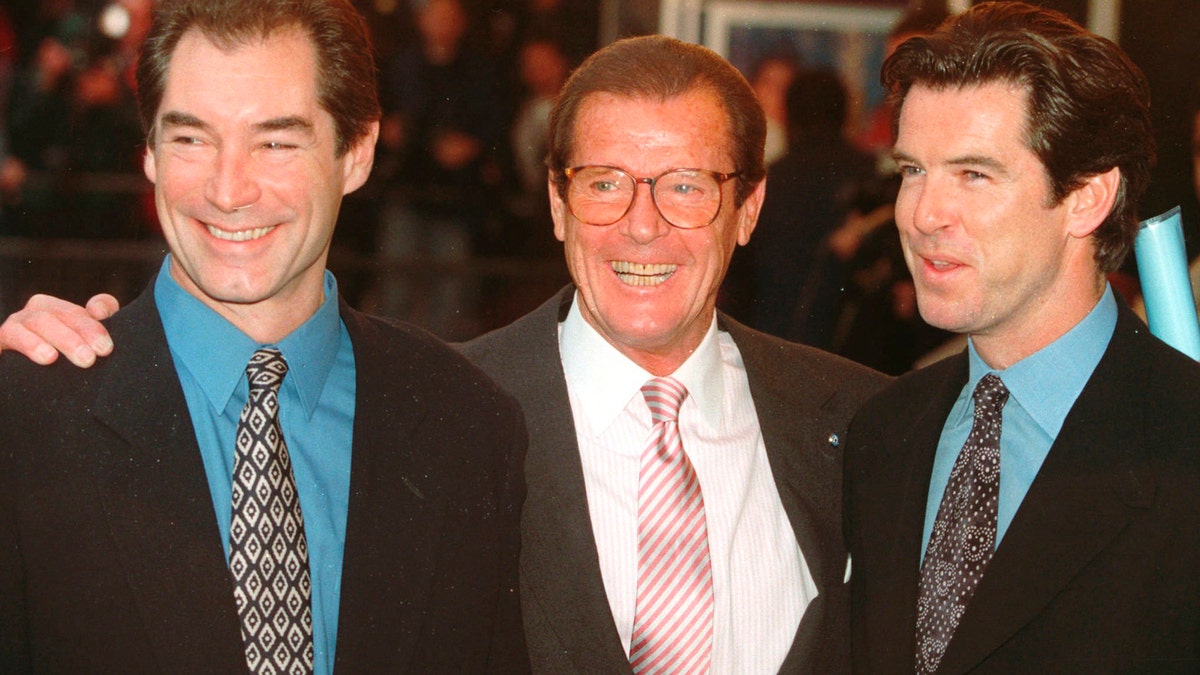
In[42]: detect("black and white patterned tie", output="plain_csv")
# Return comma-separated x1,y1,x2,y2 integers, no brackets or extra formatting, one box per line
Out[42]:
915,373,1009,673
230,348,314,675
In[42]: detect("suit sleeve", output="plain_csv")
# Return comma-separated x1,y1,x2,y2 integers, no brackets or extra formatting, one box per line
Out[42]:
486,396,531,673
0,368,32,673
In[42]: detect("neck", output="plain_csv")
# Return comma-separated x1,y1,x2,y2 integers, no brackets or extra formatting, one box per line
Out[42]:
973,273,1107,370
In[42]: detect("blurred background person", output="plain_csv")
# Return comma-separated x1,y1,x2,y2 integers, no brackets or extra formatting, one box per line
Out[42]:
369,0,512,340
749,54,800,167
508,33,569,254
4,0,148,241
725,67,877,348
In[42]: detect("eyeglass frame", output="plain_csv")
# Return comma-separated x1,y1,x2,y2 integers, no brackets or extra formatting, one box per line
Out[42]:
559,165,743,230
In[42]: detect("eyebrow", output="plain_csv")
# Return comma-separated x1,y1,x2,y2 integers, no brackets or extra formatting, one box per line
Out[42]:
158,111,315,136
892,149,1010,176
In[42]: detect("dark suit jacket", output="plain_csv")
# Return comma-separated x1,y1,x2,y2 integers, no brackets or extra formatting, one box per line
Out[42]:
0,284,529,673
844,304,1200,673
460,286,887,674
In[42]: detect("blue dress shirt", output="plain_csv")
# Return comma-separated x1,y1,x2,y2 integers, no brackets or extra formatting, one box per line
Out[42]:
154,257,355,675
921,285,1118,558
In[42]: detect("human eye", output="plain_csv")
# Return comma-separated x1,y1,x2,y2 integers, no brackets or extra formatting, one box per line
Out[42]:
896,163,924,178
592,178,621,193
661,171,712,199
576,168,627,199
166,133,204,147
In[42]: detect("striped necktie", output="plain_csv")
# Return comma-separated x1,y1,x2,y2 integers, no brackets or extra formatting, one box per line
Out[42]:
629,376,713,675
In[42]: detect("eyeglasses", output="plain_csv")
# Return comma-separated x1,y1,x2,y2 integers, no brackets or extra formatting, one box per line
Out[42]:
562,165,742,230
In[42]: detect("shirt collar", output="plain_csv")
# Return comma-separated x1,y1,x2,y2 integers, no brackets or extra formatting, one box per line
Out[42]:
558,291,724,435
962,284,1117,437
154,255,344,419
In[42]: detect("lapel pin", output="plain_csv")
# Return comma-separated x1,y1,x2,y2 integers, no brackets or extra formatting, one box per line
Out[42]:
828,432,840,448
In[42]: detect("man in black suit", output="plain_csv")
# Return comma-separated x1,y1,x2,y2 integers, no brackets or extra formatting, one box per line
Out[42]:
843,3,1200,672
0,0,527,672
2,35,884,673
460,36,883,673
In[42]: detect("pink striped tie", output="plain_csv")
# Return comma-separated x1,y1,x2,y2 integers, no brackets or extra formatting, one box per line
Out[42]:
630,377,713,675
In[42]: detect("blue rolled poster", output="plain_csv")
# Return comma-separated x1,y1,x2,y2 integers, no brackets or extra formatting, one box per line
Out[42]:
1134,205,1200,359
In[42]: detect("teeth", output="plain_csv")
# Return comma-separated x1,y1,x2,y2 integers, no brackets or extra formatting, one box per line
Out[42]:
611,261,677,286
207,224,276,242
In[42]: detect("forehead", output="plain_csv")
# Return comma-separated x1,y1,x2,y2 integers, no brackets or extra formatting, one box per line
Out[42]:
897,81,1032,158
158,26,322,125
570,89,735,172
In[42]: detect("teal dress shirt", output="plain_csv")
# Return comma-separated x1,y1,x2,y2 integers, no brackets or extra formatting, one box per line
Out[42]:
154,257,355,675
921,285,1117,557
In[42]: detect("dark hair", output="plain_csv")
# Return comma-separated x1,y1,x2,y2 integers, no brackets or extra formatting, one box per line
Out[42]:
882,1,1154,273
547,34,766,207
136,0,380,156
785,67,848,139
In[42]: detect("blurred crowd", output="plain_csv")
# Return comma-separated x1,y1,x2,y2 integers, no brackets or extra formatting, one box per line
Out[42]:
0,0,597,244
2,0,1198,371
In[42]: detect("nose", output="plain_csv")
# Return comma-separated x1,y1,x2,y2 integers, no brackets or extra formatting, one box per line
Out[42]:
205,148,262,213
619,179,672,244
900,177,953,237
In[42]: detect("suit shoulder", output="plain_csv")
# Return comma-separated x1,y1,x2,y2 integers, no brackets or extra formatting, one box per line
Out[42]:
342,309,520,413
857,354,960,420
727,318,890,396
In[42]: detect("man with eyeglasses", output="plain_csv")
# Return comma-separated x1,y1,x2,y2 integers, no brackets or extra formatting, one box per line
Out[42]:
464,35,885,673
0,35,885,673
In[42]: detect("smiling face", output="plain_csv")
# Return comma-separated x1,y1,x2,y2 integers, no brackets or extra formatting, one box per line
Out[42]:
143,27,376,342
893,82,1108,367
551,89,763,375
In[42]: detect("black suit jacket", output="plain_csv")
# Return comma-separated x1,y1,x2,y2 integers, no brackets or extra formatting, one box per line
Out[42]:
0,284,529,673
461,286,886,674
844,304,1200,673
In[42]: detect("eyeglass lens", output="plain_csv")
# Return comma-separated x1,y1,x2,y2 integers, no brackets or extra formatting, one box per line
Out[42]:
566,166,725,229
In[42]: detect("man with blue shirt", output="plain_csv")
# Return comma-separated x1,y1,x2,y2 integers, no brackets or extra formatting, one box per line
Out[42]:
0,0,527,672
0,33,886,674
843,3,1200,673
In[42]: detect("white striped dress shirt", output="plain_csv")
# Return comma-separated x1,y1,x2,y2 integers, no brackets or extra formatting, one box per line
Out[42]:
559,296,814,674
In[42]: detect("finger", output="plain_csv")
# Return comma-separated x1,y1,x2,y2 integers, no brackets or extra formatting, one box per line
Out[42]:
0,319,61,365
3,294,113,368
17,310,102,367
26,293,115,358
85,293,121,321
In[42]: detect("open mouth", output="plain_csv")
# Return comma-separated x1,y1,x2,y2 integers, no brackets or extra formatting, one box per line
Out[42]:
612,261,677,286
206,224,277,242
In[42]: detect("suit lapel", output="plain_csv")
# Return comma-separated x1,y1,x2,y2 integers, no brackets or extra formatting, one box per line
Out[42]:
511,289,634,672
725,316,875,672
865,355,968,669
90,290,247,672
939,311,1153,673
730,320,843,597
334,304,446,671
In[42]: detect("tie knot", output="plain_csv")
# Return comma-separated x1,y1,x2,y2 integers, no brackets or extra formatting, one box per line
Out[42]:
642,377,687,424
246,347,288,393
973,373,1009,415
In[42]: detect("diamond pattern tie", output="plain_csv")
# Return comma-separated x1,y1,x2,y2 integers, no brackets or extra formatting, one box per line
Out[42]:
915,373,1009,673
629,377,713,675
230,348,314,675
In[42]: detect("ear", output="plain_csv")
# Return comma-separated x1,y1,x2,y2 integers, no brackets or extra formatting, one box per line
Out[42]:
734,178,766,247
549,174,568,242
1064,166,1120,239
143,144,157,185
341,120,380,195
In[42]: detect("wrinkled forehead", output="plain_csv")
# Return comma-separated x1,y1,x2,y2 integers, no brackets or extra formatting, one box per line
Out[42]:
569,90,737,168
